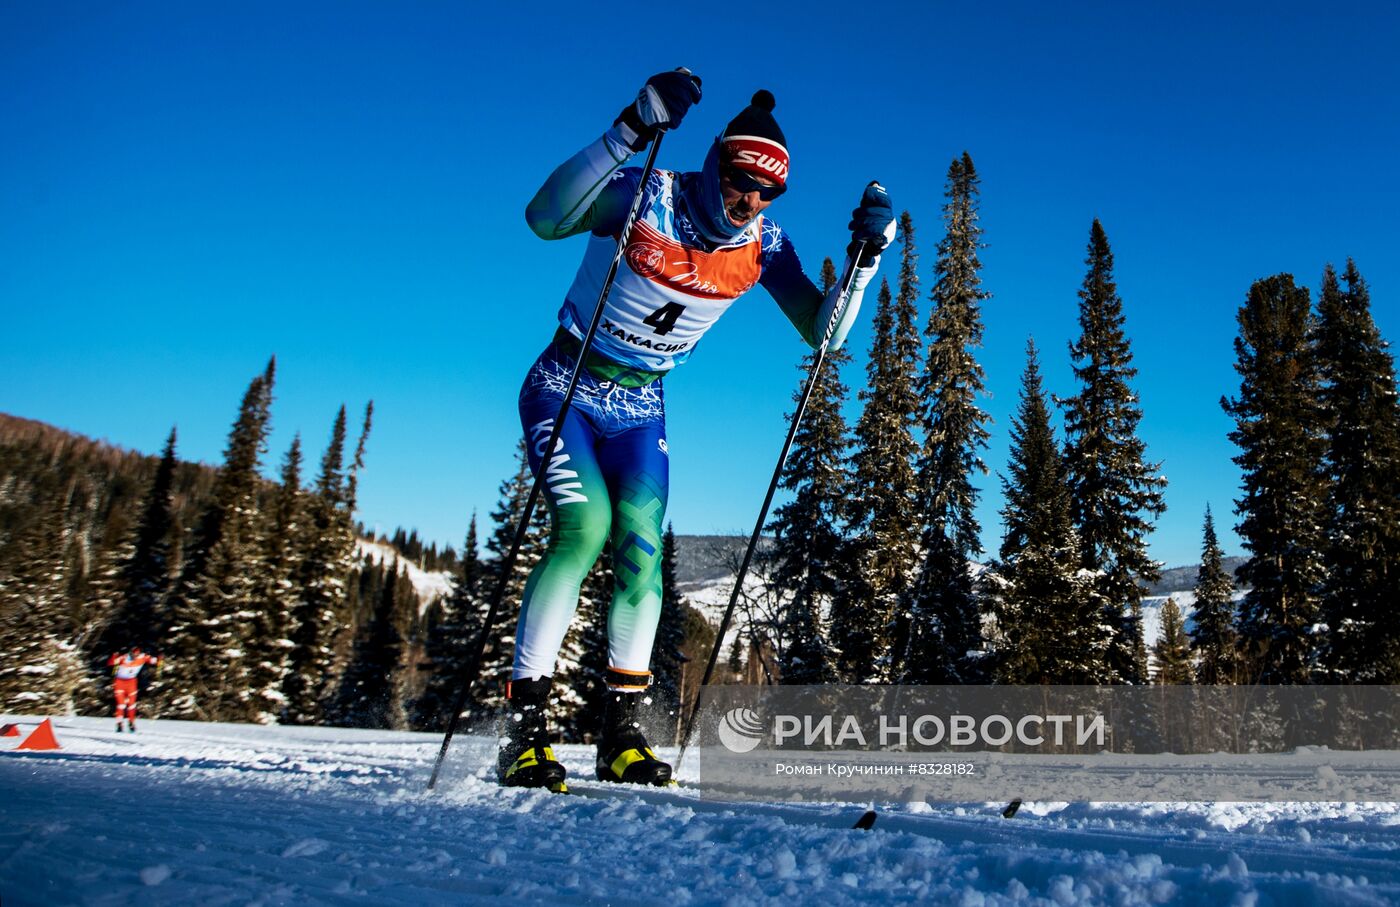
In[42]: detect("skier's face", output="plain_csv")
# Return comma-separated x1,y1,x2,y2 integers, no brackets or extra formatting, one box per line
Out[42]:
719,164,779,227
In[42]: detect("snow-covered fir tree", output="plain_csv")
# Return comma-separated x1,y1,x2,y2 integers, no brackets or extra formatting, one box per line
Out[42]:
1314,261,1400,681
282,405,368,724
472,440,550,721
547,572,590,738
1189,505,1238,684
1153,596,1193,683
156,360,275,721
0,479,90,713
412,515,483,731
1058,220,1166,684
566,548,613,741
769,257,848,685
651,524,694,732
246,436,304,723
988,341,1102,684
834,235,921,681
1222,274,1328,683
902,154,992,683
89,427,180,694
107,428,178,644
330,556,413,729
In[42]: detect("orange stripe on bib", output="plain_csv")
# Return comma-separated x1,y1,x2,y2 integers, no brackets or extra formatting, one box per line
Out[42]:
625,220,761,300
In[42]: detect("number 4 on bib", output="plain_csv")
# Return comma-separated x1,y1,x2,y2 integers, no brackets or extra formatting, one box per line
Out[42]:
642,302,686,336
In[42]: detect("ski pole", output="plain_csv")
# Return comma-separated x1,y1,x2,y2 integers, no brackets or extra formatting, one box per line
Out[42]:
675,211,876,772
427,128,670,791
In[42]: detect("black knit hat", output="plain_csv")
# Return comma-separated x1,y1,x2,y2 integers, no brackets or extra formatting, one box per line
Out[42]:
720,90,789,186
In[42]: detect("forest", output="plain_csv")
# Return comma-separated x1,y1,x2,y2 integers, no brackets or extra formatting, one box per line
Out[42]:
2,154,1397,742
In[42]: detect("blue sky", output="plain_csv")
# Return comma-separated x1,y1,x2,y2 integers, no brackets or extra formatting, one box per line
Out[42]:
3,1,1397,568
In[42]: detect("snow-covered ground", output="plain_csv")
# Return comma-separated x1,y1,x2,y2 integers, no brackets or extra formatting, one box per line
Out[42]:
4,716,1400,905
679,574,762,624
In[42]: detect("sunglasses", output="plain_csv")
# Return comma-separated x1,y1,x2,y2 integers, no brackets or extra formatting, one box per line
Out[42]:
720,164,786,201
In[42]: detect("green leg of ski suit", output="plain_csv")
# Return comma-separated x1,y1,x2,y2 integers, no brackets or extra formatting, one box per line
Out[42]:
513,340,668,683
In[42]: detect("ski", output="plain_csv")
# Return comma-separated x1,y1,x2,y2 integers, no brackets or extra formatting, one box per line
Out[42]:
1002,798,1023,819
853,809,878,830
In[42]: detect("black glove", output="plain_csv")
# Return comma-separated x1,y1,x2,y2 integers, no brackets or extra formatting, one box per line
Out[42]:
615,68,702,152
847,182,895,265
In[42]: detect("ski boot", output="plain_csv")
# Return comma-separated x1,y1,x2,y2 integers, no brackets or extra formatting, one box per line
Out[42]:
116,721,123,733
127,720,136,733
595,677,673,787
497,676,568,793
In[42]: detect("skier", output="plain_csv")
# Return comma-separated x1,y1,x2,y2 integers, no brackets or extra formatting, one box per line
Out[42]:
108,646,160,732
501,69,895,790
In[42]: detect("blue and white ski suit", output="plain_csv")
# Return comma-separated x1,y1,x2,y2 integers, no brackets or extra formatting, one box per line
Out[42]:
514,123,880,687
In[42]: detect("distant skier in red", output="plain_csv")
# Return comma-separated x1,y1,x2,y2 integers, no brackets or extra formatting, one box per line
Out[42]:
108,647,160,732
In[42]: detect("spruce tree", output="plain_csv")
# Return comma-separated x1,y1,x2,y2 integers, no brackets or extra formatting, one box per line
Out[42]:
157,360,275,721
345,403,374,515
568,549,613,741
903,154,992,683
332,556,413,728
473,440,550,719
1153,597,1193,683
1222,274,1327,683
1128,601,1150,684
89,427,180,694
112,428,179,645
768,258,849,686
247,436,304,723
413,515,483,730
549,575,589,737
1314,261,1400,680
0,480,88,713
836,246,921,681
989,341,1102,684
877,216,926,680
1059,220,1166,684
650,525,694,733
282,406,362,724
1190,506,1238,684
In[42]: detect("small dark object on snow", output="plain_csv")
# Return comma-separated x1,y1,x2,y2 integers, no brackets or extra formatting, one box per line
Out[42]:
1002,798,1023,819
853,809,877,830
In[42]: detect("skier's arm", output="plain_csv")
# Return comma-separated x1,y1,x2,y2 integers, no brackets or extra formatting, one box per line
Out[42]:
760,238,879,352
524,129,641,240
107,653,120,667
760,184,895,351
525,69,702,241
